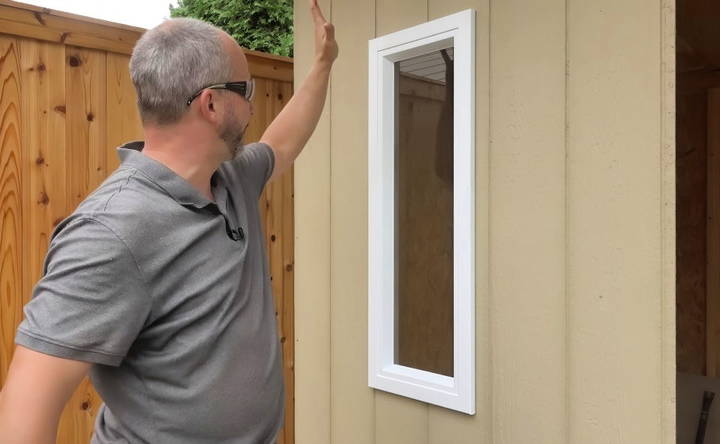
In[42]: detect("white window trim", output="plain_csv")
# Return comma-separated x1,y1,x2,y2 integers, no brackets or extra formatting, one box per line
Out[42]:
368,9,476,415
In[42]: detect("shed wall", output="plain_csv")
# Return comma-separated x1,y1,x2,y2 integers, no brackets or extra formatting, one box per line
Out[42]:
293,0,675,443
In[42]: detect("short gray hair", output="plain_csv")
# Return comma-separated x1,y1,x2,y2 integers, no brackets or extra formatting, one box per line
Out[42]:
129,18,234,125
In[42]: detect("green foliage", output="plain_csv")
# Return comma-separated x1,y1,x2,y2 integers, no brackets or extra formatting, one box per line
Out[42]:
170,0,293,57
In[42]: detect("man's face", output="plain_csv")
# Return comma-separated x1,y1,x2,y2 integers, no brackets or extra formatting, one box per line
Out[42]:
217,33,253,161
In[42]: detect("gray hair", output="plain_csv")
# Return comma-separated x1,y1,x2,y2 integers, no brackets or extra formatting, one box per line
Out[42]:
129,18,234,125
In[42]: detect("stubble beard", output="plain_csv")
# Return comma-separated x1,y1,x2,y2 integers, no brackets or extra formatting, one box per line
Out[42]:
219,108,247,160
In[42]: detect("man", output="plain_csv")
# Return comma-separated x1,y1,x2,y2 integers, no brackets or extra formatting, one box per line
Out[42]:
0,0,337,442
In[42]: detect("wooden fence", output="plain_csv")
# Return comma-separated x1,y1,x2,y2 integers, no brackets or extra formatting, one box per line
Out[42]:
0,1,294,442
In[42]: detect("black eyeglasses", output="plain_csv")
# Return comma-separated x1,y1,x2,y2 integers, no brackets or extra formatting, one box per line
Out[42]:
186,79,255,106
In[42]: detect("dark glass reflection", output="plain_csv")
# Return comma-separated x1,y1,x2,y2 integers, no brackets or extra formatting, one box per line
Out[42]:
394,48,454,377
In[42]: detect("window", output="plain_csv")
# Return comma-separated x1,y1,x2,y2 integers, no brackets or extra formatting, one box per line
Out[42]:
368,9,476,414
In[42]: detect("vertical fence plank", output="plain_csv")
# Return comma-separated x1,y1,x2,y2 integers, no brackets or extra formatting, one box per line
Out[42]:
266,81,285,326
0,36,23,383
278,80,295,444
105,52,142,172
254,75,295,444
65,48,89,213
66,46,107,210
19,38,67,300
248,77,271,143
86,50,107,191
264,79,296,444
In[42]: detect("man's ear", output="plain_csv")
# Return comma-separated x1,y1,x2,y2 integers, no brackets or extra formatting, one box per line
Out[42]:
197,89,222,124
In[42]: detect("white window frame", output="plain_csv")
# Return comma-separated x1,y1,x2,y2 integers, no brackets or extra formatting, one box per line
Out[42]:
368,9,476,415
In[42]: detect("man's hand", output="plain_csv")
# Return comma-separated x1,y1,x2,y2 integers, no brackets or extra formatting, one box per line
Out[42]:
259,0,339,181
311,0,338,68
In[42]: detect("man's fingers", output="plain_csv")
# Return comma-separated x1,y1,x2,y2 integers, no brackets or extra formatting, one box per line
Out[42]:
324,23,335,41
310,0,328,25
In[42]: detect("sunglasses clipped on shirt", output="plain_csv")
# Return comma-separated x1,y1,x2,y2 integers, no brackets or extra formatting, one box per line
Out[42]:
186,79,255,106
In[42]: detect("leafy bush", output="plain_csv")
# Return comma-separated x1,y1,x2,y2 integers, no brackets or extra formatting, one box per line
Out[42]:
170,0,293,57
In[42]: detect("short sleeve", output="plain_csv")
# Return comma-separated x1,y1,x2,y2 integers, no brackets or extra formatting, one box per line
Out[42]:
15,217,150,367
231,142,276,198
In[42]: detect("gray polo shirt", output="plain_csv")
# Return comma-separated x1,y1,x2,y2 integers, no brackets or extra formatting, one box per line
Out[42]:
15,141,283,444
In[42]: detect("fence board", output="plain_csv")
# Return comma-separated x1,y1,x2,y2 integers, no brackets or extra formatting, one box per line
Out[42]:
0,35,22,384
278,79,295,444
66,46,107,209
257,76,295,444
0,2,142,55
20,38,67,290
105,52,141,170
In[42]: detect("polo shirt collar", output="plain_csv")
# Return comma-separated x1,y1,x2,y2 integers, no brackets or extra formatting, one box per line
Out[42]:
116,141,229,211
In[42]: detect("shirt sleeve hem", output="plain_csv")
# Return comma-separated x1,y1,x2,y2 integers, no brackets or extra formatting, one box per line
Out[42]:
260,142,276,183
15,329,123,367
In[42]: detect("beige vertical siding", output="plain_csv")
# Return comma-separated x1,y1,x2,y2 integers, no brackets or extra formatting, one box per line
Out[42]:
329,0,375,443
294,0,333,442
293,0,675,443
661,1,677,442
566,0,671,442
488,0,568,442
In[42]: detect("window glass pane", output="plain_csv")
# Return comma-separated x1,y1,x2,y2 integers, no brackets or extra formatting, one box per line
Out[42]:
394,47,454,377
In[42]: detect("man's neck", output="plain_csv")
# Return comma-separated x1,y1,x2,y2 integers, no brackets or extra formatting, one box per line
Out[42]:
141,123,224,201
142,149,218,201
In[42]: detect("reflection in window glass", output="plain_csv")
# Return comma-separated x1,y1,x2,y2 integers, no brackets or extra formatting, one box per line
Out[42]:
394,47,454,377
